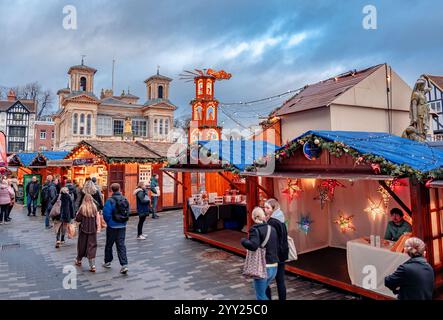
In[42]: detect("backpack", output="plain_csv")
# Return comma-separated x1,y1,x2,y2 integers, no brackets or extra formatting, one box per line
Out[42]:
110,195,130,223
41,185,50,202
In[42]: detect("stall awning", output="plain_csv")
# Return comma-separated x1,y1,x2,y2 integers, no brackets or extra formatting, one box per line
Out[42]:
242,171,393,180
9,151,69,167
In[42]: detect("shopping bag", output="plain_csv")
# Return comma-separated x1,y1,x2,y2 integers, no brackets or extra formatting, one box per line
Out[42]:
100,214,107,229
49,196,62,218
96,213,102,233
287,236,298,261
243,226,271,279
67,223,77,239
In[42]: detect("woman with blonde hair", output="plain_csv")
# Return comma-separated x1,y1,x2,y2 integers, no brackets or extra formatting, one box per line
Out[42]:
241,207,279,300
75,194,98,272
79,180,103,212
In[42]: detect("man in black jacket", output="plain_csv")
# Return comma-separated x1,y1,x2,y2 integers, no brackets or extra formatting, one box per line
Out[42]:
264,202,289,300
385,237,434,300
26,176,40,216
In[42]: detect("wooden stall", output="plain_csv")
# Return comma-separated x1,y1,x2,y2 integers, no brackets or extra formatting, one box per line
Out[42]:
66,140,182,213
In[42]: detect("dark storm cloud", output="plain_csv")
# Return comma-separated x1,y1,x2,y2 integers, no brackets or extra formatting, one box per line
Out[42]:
0,0,442,126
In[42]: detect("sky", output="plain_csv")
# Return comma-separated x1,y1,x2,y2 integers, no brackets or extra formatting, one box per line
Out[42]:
1,0,443,128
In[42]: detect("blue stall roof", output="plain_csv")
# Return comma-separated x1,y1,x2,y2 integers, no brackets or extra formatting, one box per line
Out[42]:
287,130,443,173
200,140,278,171
13,151,69,167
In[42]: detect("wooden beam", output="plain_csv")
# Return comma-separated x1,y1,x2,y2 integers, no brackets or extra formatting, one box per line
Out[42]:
163,169,187,190
218,172,239,191
250,177,273,199
379,180,412,216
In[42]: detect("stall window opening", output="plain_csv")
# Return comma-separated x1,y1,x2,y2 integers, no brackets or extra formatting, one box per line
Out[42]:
113,119,124,136
132,119,147,137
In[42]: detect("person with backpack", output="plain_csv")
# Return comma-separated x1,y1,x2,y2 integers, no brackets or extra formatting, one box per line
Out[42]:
25,176,40,217
149,174,160,219
102,183,129,274
264,199,289,300
134,182,151,240
241,207,279,300
44,175,58,229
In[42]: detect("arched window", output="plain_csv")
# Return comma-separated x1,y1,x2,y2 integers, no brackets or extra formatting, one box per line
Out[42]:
154,119,159,135
86,114,92,135
80,77,87,91
159,119,164,135
198,80,203,95
194,104,203,120
73,113,78,134
165,119,169,135
79,113,85,135
158,85,164,99
206,105,215,121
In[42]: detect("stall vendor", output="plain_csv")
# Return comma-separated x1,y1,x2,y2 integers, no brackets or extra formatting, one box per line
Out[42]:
384,208,412,242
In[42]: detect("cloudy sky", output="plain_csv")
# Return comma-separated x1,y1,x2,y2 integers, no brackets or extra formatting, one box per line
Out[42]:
1,0,442,127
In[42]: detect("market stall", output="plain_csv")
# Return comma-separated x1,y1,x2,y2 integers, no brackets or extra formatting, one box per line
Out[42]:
244,130,443,299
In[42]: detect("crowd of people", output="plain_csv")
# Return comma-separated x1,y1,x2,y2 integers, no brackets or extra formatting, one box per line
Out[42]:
2,173,162,275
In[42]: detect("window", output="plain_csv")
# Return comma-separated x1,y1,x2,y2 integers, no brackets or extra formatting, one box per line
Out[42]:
154,119,159,135
40,130,46,139
8,142,25,153
113,119,124,136
97,116,113,136
51,130,55,139
73,113,78,134
8,126,26,137
87,114,92,135
158,85,164,99
132,119,147,137
80,77,87,91
165,119,169,135
40,146,47,151
159,119,163,135
148,86,152,100
12,113,24,121
79,113,85,135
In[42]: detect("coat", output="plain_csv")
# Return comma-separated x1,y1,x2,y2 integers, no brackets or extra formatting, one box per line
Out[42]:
75,211,98,260
241,223,279,265
267,217,289,263
103,192,128,229
385,256,435,300
134,188,151,215
0,184,14,205
53,192,75,222
150,178,159,196
79,190,103,211
26,181,40,200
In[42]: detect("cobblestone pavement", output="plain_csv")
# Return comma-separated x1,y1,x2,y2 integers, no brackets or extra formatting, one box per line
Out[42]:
0,206,357,300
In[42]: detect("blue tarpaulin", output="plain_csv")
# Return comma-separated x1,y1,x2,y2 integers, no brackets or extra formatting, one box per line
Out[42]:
287,130,443,173
14,151,69,167
199,140,278,171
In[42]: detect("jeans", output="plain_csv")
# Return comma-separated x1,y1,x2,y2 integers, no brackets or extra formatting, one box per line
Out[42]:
56,223,66,241
45,204,52,227
105,227,128,266
253,266,278,300
137,215,147,236
41,201,47,216
266,262,286,300
27,197,38,215
151,196,159,214
0,204,9,222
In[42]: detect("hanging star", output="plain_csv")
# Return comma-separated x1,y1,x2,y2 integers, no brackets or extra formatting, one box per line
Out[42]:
364,198,385,220
376,185,391,208
297,215,314,234
334,212,356,233
314,186,330,209
282,179,303,200
320,179,345,198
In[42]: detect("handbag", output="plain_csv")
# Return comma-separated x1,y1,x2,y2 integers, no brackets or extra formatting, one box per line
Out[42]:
242,225,271,279
67,222,77,239
49,195,62,218
96,213,102,233
287,236,298,262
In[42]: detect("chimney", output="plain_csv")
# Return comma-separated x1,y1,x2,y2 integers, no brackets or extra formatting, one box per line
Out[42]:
7,89,16,102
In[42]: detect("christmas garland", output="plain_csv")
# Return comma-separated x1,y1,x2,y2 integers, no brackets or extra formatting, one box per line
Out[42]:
246,134,443,182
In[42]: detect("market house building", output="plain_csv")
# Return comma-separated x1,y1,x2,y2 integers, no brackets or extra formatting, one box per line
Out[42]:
260,63,412,145
65,140,182,212
423,74,443,138
0,89,36,153
53,61,176,150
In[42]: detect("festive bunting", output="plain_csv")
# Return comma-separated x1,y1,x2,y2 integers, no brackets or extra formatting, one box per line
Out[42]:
297,215,314,234
364,198,385,220
282,179,303,200
334,212,356,233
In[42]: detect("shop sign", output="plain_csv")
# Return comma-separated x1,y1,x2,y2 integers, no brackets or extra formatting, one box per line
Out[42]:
303,142,322,161
47,159,74,167
72,158,95,166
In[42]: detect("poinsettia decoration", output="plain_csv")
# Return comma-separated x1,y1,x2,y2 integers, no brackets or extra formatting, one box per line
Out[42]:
334,211,356,233
320,179,345,198
282,179,303,200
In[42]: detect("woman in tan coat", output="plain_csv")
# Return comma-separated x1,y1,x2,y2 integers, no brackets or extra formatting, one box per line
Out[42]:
75,194,98,272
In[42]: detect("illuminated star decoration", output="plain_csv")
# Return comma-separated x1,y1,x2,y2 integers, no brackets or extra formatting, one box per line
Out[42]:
364,198,385,220
297,216,314,234
314,186,330,210
377,185,391,208
320,179,345,199
282,179,303,200
334,212,356,233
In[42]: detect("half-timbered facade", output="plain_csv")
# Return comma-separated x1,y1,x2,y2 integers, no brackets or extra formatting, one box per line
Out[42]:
0,89,36,153
423,75,443,137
